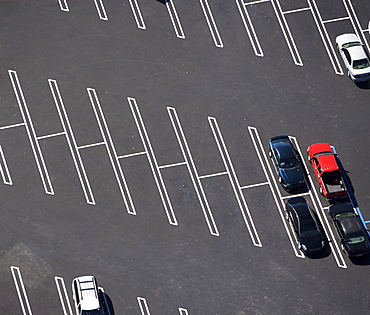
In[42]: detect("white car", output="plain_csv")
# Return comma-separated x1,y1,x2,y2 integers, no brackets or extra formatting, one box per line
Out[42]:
72,276,103,315
336,33,370,82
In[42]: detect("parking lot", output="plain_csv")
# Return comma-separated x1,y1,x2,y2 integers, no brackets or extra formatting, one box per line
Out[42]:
1,0,370,314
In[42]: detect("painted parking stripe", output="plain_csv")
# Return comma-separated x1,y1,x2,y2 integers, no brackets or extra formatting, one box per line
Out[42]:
58,0,69,11
209,117,262,247
128,97,177,224
8,70,55,195
88,89,136,215
10,266,33,315
93,0,108,20
271,0,303,66
179,308,189,315
129,0,146,29
168,107,219,236
48,79,96,205
248,127,304,258
282,8,310,15
166,0,185,39
137,297,151,315
307,0,343,75
0,145,12,185
199,0,223,48
235,0,263,57
289,136,347,269
55,276,73,315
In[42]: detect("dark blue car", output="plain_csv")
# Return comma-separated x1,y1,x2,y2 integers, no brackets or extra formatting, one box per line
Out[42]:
268,135,307,193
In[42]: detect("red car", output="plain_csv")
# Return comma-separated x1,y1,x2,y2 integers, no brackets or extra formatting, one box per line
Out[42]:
307,143,347,199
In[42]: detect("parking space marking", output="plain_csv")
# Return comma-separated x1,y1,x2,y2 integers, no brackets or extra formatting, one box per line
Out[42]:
271,0,303,66
10,266,33,315
137,297,151,315
88,89,136,215
0,122,25,130
55,276,73,315
322,16,350,24
166,0,185,39
58,0,69,12
8,70,55,195
199,0,223,48
36,131,66,140
179,308,189,315
117,151,146,159
198,171,228,179
282,8,310,15
129,0,146,29
240,181,268,189
209,117,262,247
48,79,96,205
307,0,344,75
280,192,310,200
167,107,219,236
0,145,13,185
248,126,304,258
289,136,347,269
159,161,187,169
128,97,177,224
93,0,108,20
235,0,264,56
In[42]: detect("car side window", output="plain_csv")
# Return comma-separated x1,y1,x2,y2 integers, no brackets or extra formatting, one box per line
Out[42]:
343,49,351,64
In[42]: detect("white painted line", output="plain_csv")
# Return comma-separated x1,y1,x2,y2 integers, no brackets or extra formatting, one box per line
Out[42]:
77,141,106,150
0,145,12,185
128,97,177,224
307,0,344,75
244,0,270,5
48,79,96,205
8,70,54,195
240,181,269,189
58,0,69,11
271,0,303,66
198,171,228,179
209,117,262,247
235,0,264,56
54,276,73,315
248,126,304,258
289,136,347,268
166,0,185,39
117,151,147,159
36,131,66,140
93,0,108,20
10,266,33,315
88,89,136,215
158,161,187,169
282,7,310,15
179,308,189,315
199,0,223,48
168,107,219,236
129,0,146,29
0,122,25,130
343,0,370,52
322,16,350,24
137,297,151,315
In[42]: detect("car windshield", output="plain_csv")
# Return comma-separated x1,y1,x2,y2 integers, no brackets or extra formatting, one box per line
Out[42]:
353,58,370,69
335,212,356,220
82,310,102,315
347,235,366,244
343,42,361,48
279,158,298,168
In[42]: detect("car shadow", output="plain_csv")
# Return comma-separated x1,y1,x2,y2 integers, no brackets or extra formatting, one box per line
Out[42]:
355,81,370,89
349,254,370,266
155,0,167,4
99,290,115,315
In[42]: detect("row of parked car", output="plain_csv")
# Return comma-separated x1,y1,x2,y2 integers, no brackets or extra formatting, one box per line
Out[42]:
269,136,370,257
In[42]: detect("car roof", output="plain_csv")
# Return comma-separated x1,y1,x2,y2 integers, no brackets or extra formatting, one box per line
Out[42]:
290,201,311,218
339,216,364,236
347,45,368,61
329,203,354,216
74,276,100,311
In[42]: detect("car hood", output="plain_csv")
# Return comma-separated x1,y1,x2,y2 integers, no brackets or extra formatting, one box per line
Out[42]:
336,33,359,47
279,166,304,185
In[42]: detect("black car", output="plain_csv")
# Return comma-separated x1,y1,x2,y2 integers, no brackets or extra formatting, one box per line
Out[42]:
268,135,307,193
329,203,370,257
285,197,325,254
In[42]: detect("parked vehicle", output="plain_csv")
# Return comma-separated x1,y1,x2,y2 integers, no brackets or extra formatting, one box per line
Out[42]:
72,276,104,315
329,203,370,257
285,197,325,254
307,143,347,199
268,135,307,193
336,33,370,82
